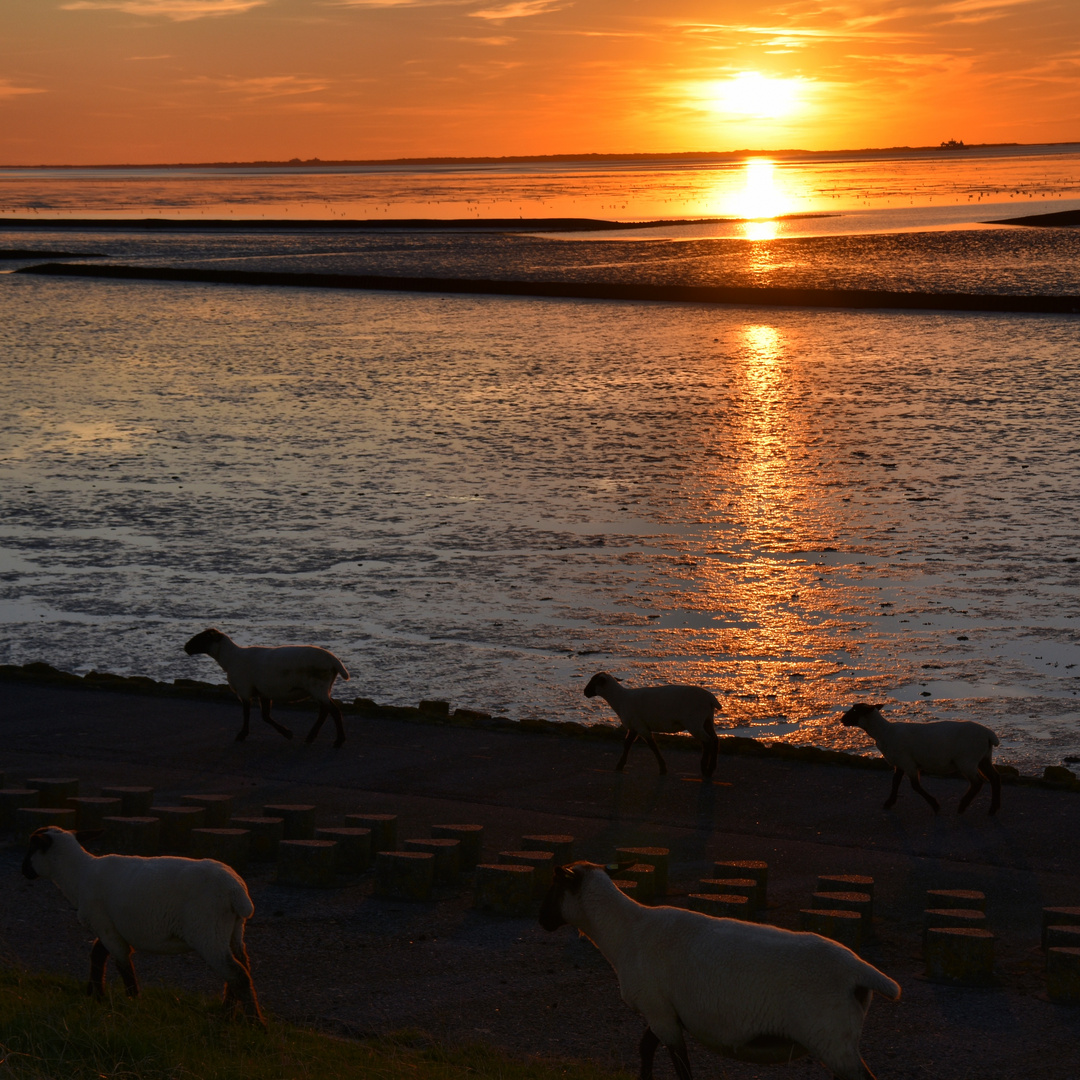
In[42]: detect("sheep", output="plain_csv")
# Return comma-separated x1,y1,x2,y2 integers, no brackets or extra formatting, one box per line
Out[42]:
840,702,1001,815
583,672,721,778
183,627,350,747
21,826,264,1025
540,862,899,1080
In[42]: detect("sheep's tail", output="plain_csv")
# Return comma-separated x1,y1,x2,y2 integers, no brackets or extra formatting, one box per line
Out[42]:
334,657,350,681
227,876,255,922
988,730,1000,748
852,958,901,1001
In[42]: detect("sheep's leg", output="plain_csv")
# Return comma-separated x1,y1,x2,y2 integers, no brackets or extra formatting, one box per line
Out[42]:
304,697,345,748
644,734,668,776
113,947,139,997
87,938,109,998
615,729,637,772
981,756,1002,815
223,956,266,1028
908,770,941,813
957,770,984,814
664,1037,692,1080
882,766,904,809
700,725,718,779
259,695,294,740
328,701,346,748
638,1027,660,1080
305,704,329,745
236,699,253,742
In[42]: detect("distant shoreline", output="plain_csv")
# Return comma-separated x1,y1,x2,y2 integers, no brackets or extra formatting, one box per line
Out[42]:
5,141,1080,171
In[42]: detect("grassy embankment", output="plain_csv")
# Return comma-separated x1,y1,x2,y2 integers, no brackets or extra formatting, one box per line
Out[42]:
0,969,622,1080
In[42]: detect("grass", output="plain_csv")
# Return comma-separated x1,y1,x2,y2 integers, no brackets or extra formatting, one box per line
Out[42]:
0,969,623,1080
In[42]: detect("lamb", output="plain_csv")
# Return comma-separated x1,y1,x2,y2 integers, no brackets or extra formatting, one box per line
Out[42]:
540,862,899,1080
22,826,264,1025
840,702,1001,815
583,672,721,778
184,627,350,747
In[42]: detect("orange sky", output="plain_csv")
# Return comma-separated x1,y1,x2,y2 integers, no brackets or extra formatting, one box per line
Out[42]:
2,0,1078,164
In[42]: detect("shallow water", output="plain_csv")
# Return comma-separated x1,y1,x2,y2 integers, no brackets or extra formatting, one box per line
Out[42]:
1,267,1078,769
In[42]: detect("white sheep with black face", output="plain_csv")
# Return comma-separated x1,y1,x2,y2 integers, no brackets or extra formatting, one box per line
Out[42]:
840,702,1001,815
540,862,899,1080
583,672,721,777
22,827,264,1025
184,627,350,747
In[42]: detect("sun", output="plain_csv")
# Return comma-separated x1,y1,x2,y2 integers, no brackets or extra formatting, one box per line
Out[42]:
715,73,800,119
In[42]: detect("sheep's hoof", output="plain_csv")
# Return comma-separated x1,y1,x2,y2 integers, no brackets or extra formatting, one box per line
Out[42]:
333,738,345,749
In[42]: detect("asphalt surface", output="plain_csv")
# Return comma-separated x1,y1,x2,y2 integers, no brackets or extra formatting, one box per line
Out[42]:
2,679,1078,1079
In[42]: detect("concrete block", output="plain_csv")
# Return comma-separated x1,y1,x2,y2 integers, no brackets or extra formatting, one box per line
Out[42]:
700,878,760,910
714,860,768,902
190,828,249,872
231,817,284,862
150,806,206,852
403,838,461,883
615,847,669,895
180,794,233,827
1046,947,1080,1005
499,851,554,895
102,816,160,856
616,863,657,903
688,893,751,919
346,814,397,852
521,834,574,866
1042,908,1080,950
16,807,77,844
26,778,79,808
277,839,337,888
1045,926,1080,951
813,890,872,923
0,789,40,830
315,827,372,874
926,888,986,911
801,909,863,949
818,874,874,899
924,908,987,936
102,787,154,817
475,863,534,916
68,797,122,831
262,804,316,841
419,699,450,717
924,927,995,984
432,824,483,868
375,851,434,900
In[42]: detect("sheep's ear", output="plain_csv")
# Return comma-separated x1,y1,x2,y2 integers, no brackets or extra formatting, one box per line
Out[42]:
76,829,104,847
871,702,888,711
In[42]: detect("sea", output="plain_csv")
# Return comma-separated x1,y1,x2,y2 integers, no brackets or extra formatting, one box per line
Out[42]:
1,144,1079,770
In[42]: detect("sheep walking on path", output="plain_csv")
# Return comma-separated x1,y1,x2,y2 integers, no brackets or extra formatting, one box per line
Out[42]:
840,702,1001,815
22,827,265,1026
583,672,721,778
540,863,899,1080
184,627,350,747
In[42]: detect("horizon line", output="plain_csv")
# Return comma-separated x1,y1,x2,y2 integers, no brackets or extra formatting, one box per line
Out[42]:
5,140,1080,170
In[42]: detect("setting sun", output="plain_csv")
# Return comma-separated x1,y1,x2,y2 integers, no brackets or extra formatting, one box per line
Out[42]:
715,73,802,120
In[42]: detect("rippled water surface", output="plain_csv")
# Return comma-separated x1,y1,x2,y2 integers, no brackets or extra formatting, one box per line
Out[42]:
2,265,1078,768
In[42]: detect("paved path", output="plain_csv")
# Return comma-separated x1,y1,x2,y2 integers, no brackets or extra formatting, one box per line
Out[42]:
2,680,1078,1079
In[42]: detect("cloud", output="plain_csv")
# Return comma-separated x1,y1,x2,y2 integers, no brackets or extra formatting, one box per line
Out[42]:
334,0,473,7
0,79,46,99
60,0,266,20
470,0,565,21
188,74,331,100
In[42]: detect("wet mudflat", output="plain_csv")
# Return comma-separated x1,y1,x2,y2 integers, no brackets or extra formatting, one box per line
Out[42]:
1,680,1077,1079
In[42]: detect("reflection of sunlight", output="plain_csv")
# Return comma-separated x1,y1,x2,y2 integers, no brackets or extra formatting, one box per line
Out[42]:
742,219,780,241
728,159,791,229
742,324,783,365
